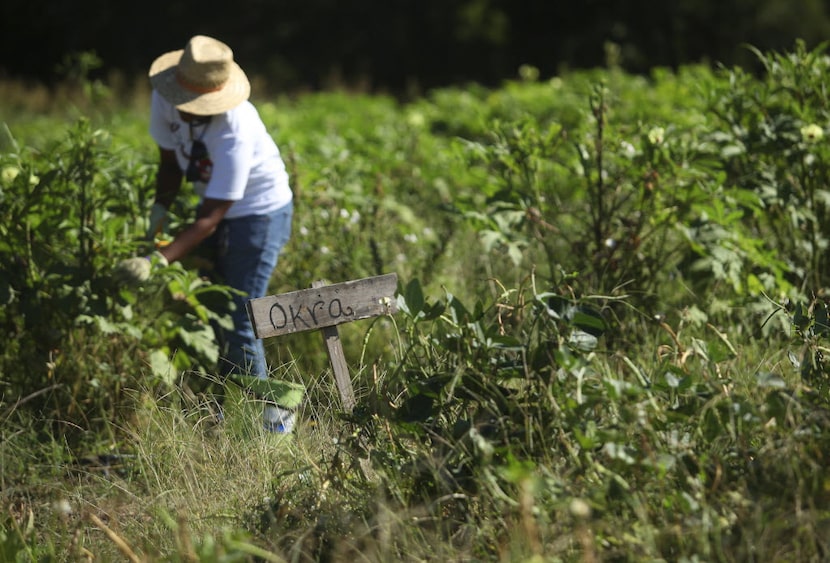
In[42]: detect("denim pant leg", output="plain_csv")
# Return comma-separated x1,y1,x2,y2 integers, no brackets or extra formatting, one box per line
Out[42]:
213,202,293,379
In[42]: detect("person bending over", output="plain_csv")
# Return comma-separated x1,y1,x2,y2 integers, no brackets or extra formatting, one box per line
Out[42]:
120,35,295,432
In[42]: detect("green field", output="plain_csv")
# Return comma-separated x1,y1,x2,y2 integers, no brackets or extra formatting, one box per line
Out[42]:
2,42,830,561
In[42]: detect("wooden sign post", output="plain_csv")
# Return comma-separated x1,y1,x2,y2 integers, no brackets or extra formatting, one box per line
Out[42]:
246,273,398,412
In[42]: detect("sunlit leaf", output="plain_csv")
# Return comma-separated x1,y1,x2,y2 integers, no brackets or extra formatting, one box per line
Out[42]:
756,371,787,389
149,349,177,386
569,329,598,352
227,374,305,409
665,372,681,388
176,317,218,364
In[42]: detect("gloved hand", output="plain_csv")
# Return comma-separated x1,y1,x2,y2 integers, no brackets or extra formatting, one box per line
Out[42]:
146,202,168,240
115,251,169,284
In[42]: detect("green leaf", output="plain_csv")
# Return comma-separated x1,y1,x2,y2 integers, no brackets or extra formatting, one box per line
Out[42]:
720,144,745,158
569,329,598,352
604,378,639,399
0,283,14,306
756,371,787,389
814,190,830,207
573,427,597,449
572,307,606,337
507,242,523,266
602,442,636,465
423,300,446,321
403,278,425,316
787,350,800,369
227,374,305,408
792,303,809,331
176,316,218,364
479,229,504,252
487,334,523,349
446,292,473,325
149,349,178,386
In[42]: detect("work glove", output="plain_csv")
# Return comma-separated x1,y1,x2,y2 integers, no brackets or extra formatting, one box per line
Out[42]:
115,251,168,284
146,202,168,240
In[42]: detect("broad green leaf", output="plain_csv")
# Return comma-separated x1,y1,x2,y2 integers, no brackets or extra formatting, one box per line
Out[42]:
756,372,787,389
227,374,305,409
572,308,606,336
507,242,523,266
176,317,218,364
569,329,598,352
403,277,425,316
149,349,178,386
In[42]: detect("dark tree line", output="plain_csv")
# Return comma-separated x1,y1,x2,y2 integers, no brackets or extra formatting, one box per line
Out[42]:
3,0,830,93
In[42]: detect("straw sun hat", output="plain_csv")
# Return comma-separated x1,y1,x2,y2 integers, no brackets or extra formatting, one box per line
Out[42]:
149,35,250,115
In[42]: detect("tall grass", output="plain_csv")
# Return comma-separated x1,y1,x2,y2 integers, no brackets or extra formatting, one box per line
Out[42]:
4,323,826,560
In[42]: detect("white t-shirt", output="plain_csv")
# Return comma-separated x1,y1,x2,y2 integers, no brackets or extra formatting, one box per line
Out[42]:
149,91,292,219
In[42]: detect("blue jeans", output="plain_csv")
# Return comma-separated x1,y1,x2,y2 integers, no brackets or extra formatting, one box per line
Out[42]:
201,202,293,380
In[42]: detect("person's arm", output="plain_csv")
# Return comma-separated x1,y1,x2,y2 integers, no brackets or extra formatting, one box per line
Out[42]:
154,148,183,208
157,197,234,263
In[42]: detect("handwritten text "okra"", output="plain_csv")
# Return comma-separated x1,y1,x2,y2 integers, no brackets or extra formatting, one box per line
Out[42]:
268,298,355,331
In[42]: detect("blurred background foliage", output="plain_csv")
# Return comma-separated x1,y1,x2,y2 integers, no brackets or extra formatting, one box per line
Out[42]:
3,0,830,94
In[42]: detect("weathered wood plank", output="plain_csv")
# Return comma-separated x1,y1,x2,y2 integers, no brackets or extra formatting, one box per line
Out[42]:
312,280,357,413
246,273,398,339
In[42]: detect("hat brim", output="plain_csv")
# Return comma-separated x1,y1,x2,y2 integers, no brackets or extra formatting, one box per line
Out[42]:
149,49,250,115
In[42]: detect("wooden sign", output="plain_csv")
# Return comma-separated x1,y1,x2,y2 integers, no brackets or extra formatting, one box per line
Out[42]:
246,273,398,415
248,274,397,478
246,273,398,339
